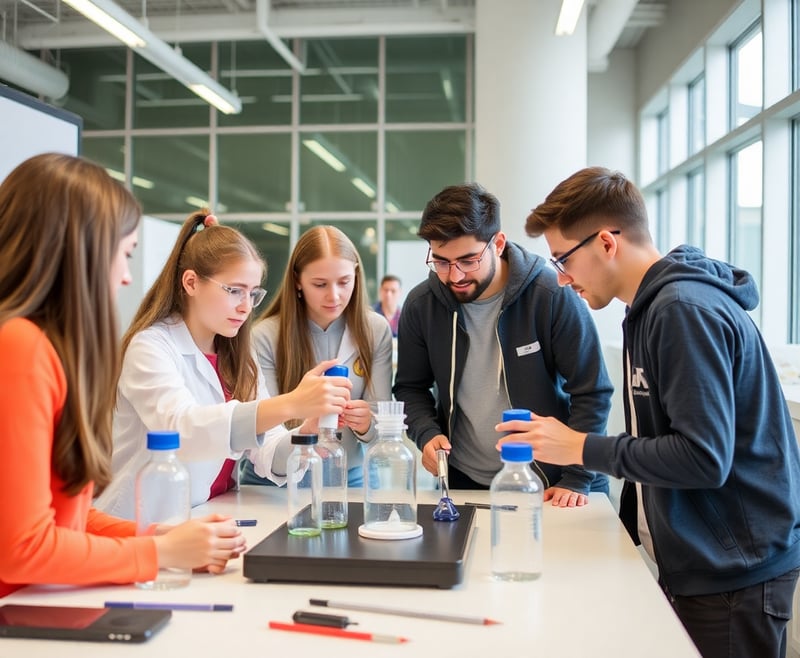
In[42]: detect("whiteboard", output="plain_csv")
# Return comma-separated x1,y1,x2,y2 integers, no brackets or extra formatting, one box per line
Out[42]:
0,85,81,184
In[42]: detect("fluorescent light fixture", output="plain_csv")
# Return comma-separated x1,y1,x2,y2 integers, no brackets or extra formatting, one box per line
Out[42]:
105,168,154,189
555,0,586,36
385,202,399,213
62,0,145,48
189,84,238,116
186,195,210,209
303,139,346,172
261,222,290,236
60,0,241,114
351,177,376,199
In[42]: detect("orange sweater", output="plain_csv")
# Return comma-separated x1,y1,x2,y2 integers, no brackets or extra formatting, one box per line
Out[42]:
0,318,158,598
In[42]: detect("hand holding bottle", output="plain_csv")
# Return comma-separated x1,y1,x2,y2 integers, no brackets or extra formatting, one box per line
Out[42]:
288,360,352,420
153,514,246,575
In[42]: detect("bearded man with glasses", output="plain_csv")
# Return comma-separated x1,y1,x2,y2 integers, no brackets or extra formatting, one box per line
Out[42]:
393,183,613,506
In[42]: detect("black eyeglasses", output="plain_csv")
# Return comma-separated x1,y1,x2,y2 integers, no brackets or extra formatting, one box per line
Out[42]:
550,230,621,275
205,277,268,307
426,234,497,274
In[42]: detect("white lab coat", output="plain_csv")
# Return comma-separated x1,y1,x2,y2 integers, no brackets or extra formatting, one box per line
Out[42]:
96,317,287,519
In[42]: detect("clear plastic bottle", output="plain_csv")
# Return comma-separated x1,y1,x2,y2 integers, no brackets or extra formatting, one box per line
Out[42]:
317,427,347,529
318,365,348,429
287,434,322,537
359,400,422,540
135,430,191,589
490,440,543,581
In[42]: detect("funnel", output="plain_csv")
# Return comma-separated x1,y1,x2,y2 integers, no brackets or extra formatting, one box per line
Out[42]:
432,449,460,522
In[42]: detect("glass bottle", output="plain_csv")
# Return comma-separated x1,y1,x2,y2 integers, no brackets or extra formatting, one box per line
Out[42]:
317,427,347,529
490,440,543,581
135,430,191,589
287,434,322,537
359,400,422,539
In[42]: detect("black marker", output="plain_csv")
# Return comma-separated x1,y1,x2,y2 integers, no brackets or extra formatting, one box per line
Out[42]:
292,610,356,628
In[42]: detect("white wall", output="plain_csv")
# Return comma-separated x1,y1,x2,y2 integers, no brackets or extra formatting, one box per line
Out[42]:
116,216,181,335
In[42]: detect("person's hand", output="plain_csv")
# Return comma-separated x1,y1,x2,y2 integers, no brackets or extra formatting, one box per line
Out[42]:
153,514,246,575
341,399,372,435
545,486,588,507
495,413,586,466
288,359,352,419
421,435,451,476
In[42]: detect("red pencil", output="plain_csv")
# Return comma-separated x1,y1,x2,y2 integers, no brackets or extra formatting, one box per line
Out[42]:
268,621,409,644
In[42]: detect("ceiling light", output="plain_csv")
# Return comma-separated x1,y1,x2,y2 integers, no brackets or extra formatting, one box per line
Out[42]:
62,0,145,48
261,222,290,236
555,0,586,36
303,139,346,172
351,177,376,199
60,0,241,114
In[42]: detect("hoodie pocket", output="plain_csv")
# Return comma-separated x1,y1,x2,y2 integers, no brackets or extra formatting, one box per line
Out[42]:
689,490,736,551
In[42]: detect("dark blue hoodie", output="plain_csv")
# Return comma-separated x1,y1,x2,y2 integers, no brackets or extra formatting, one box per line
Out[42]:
583,245,800,596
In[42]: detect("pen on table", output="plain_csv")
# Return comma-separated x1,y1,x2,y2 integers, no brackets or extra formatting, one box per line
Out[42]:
268,621,408,644
309,599,501,626
463,501,518,511
235,518,257,526
104,601,233,612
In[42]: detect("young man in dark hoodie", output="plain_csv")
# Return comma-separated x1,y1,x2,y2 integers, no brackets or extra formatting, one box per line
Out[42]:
393,182,613,506
511,166,800,657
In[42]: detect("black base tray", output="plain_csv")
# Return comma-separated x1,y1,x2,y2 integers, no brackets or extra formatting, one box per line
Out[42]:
243,503,475,589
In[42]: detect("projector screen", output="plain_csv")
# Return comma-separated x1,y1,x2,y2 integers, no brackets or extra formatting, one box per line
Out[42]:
0,85,82,184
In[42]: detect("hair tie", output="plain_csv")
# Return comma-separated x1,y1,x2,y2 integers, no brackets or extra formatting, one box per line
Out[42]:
204,214,219,227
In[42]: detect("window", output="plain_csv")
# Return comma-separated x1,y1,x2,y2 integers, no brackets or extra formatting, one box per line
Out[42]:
60,47,127,131
655,188,669,251
300,39,379,125
792,119,800,341
687,168,705,249
688,74,705,155
730,24,762,129
657,109,669,175
730,140,763,324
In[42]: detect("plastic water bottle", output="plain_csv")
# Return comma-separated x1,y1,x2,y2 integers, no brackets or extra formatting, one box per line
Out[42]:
287,434,322,536
359,400,422,540
317,427,347,529
318,365,348,430
490,440,543,581
135,430,191,589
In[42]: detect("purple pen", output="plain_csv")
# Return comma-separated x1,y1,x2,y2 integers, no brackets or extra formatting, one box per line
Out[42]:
104,601,233,612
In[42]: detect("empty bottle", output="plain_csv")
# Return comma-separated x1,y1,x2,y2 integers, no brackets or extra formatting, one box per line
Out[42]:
318,427,347,529
135,430,191,589
287,434,322,537
490,440,543,581
359,400,422,540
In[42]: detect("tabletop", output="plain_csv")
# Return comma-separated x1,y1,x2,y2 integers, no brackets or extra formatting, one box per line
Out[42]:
1,486,700,657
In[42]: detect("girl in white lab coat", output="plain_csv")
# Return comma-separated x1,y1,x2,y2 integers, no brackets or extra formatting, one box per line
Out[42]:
241,226,393,487
96,212,352,519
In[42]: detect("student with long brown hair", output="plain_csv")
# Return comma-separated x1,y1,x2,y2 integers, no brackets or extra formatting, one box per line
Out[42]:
240,225,393,487
96,211,351,519
0,153,245,598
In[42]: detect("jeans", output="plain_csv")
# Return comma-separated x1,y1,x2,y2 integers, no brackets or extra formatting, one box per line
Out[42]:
667,567,799,658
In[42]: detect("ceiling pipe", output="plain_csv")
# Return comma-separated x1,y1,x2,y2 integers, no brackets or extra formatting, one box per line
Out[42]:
256,0,305,74
587,0,640,72
0,40,69,98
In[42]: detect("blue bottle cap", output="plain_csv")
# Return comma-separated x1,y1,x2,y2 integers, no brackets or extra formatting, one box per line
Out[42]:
146,431,180,450
292,433,319,445
324,365,349,377
500,442,533,462
502,408,532,422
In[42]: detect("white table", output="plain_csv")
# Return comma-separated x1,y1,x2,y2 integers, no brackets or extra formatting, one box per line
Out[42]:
1,487,700,657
